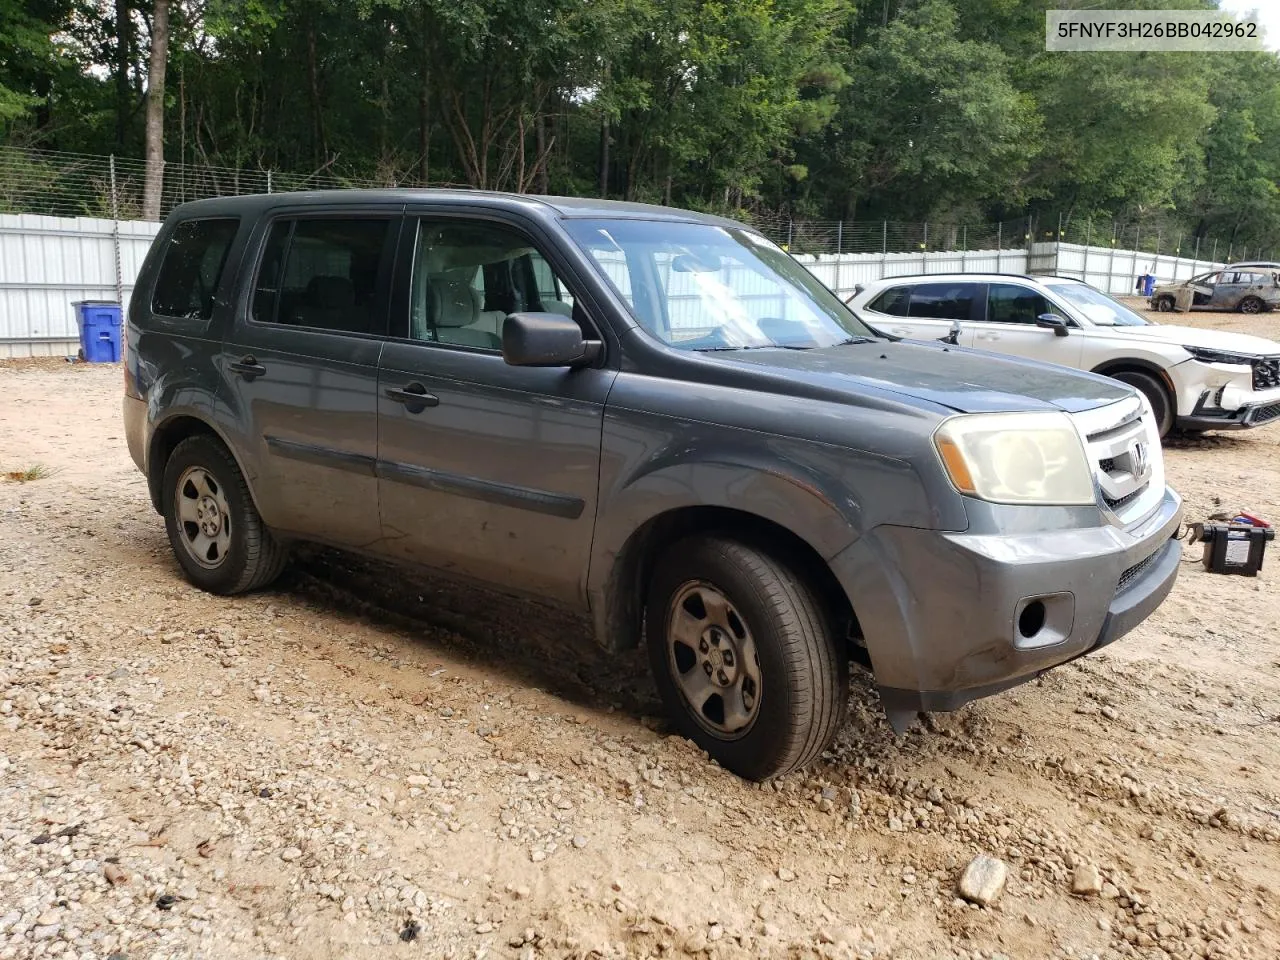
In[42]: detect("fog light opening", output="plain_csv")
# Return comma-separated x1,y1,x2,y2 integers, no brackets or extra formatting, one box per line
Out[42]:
1018,600,1047,640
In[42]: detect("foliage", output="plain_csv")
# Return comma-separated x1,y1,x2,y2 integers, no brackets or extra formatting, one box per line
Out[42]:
3,0,1280,250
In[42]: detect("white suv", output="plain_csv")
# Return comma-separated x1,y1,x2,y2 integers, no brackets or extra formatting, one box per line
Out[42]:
847,273,1280,438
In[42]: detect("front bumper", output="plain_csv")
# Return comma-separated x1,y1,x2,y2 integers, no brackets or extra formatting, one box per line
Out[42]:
831,487,1183,726
1177,394,1280,431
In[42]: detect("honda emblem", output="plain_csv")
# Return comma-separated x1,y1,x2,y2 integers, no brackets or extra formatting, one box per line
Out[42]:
1130,440,1150,480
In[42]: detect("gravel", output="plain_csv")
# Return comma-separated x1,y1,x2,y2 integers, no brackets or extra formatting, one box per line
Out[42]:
2,350,1280,959
958,855,1009,907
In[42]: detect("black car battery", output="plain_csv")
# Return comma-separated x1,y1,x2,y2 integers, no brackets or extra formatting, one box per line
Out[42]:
1187,521,1274,576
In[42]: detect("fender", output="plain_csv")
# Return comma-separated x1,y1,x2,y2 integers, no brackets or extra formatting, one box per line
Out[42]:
1090,354,1177,395
137,345,265,520
585,436,933,651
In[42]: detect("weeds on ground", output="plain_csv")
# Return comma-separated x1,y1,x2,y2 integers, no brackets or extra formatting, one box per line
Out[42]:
3,463,57,482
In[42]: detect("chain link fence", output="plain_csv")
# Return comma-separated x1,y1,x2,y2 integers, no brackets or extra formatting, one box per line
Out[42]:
5,145,1276,266
0,145,472,222
749,213,1036,257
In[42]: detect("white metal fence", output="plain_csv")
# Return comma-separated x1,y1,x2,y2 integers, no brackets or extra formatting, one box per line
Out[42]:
0,214,1236,358
1044,242,1226,296
0,214,161,356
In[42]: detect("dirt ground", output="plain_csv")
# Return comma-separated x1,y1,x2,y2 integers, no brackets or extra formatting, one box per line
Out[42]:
1,303,1279,960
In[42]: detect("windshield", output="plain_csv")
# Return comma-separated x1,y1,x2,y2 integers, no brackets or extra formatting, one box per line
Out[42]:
1043,281,1152,327
561,218,878,349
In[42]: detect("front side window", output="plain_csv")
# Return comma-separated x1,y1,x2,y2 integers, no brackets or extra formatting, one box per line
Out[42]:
251,218,392,334
906,282,975,320
562,218,877,350
986,283,1051,325
151,218,240,321
407,220,580,350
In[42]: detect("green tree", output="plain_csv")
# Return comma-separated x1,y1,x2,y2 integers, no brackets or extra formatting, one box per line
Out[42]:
0,0,64,126
793,0,1037,221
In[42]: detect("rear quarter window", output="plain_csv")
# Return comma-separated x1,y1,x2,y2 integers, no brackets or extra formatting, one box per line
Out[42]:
868,287,909,316
150,218,240,321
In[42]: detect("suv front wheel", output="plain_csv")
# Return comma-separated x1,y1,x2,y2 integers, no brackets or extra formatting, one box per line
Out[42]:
645,536,848,780
161,435,289,594
1111,370,1174,439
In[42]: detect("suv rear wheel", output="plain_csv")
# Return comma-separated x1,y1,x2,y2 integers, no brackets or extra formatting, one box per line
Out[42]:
161,435,289,594
1239,296,1264,314
1111,370,1174,439
645,536,847,781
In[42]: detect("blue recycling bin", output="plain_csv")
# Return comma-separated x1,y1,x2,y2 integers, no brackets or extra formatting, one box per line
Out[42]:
1136,274,1156,297
72,301,123,362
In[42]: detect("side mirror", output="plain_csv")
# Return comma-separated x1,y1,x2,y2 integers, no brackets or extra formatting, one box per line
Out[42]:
1036,313,1070,337
502,312,602,367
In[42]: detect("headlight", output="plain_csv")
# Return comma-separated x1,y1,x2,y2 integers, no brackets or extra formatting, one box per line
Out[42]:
934,412,1095,505
1183,346,1254,365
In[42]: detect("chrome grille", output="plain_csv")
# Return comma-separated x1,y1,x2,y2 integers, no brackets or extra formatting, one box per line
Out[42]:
1253,357,1280,391
1074,395,1162,526
1105,487,1145,511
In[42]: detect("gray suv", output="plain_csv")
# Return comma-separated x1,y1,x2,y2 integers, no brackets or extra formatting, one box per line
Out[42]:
123,191,1183,781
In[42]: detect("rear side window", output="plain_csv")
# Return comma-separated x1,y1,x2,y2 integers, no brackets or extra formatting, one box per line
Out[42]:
906,282,975,320
251,218,394,334
150,218,239,321
868,287,909,316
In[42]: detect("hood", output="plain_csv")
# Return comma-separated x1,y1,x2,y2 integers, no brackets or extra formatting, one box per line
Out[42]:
716,340,1132,414
1104,323,1280,356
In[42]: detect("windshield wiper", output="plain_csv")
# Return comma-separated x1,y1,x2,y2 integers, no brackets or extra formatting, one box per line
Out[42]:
833,336,881,345
692,343,813,352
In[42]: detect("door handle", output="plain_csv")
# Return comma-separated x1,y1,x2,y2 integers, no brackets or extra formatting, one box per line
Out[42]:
385,382,440,412
229,356,267,380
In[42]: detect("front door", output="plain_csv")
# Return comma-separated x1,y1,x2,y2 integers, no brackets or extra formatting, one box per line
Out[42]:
218,210,399,545
962,282,1084,367
1188,272,1219,307
375,214,617,605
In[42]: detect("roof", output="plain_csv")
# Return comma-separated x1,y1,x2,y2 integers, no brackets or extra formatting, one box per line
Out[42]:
856,272,1085,286
166,188,750,231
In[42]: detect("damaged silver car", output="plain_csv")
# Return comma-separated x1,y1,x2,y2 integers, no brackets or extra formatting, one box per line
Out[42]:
1150,265,1280,314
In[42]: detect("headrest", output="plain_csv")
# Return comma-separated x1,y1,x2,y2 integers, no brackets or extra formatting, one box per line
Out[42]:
432,277,481,327
306,275,355,307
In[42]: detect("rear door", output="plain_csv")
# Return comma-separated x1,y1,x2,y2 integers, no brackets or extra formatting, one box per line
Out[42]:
961,282,1084,367
1208,271,1252,309
217,207,400,545
863,281,978,340
374,212,617,605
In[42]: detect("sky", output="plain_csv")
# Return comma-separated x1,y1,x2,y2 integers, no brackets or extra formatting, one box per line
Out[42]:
1219,0,1280,51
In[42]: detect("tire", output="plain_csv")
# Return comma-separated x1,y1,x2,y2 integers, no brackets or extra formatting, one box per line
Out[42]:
161,435,289,594
645,536,848,781
1111,370,1174,439
1239,296,1264,314
1154,295,1175,313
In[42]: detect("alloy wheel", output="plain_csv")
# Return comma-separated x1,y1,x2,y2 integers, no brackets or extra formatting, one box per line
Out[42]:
665,581,762,739
174,466,232,569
